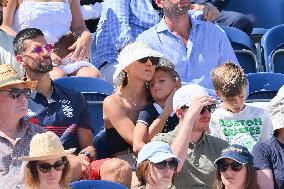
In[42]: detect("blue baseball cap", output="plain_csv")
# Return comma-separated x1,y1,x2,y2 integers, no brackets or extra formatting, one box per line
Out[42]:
137,141,180,166
214,144,254,165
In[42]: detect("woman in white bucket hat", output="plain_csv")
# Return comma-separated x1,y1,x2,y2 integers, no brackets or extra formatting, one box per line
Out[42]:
103,41,164,165
19,131,75,189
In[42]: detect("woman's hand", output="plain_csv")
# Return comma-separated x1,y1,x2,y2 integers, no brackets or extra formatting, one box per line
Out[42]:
68,31,92,61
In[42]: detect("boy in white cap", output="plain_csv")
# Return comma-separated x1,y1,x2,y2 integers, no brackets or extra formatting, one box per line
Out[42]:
152,84,229,189
0,64,44,188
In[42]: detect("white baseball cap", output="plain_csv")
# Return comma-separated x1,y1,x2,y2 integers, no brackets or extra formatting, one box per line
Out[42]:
173,84,209,111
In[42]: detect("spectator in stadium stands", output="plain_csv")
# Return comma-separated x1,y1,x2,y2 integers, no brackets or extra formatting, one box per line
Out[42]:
213,144,258,189
191,0,253,35
137,0,239,90
103,41,164,165
93,0,219,84
210,61,273,151
133,59,181,153
13,28,132,187
152,84,229,188
0,28,25,78
19,132,74,189
1,0,100,79
135,141,179,189
0,64,44,188
251,89,284,189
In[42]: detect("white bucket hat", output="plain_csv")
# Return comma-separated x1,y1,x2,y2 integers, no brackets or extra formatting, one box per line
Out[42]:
173,84,209,111
113,41,164,85
269,86,284,131
19,131,76,161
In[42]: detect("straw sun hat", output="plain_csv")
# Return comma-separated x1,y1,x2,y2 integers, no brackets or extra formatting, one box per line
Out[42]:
19,131,76,161
113,41,165,86
0,64,37,89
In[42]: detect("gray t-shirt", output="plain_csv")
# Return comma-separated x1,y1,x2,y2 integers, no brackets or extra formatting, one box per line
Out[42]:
152,128,229,189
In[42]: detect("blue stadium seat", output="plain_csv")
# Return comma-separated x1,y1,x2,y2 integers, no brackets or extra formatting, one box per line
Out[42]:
261,24,284,73
54,77,113,135
222,26,260,73
70,180,128,189
93,129,111,159
246,72,284,102
225,0,284,35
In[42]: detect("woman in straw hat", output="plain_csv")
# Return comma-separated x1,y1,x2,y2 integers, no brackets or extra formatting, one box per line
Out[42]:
0,64,44,188
251,89,284,189
19,131,75,189
103,41,164,165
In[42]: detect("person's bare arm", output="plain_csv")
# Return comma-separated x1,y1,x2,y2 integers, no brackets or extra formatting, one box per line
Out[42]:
256,169,274,189
171,96,213,172
133,123,148,154
103,95,135,146
1,0,18,35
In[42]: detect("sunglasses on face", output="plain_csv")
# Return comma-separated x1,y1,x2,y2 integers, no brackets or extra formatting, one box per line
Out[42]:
30,43,54,54
37,160,66,173
219,161,243,172
138,56,159,66
153,160,178,170
0,88,32,99
181,103,216,114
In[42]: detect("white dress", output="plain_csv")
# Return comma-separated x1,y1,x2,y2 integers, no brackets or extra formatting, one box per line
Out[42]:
13,0,96,74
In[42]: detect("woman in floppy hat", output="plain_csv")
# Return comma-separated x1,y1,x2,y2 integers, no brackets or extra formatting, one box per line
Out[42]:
19,131,75,189
213,144,258,189
103,41,164,164
0,64,43,188
135,141,179,189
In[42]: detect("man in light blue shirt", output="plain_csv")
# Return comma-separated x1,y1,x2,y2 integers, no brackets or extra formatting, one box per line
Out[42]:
93,0,219,84
136,0,239,90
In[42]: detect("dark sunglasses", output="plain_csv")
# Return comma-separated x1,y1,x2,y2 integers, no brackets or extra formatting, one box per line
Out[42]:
153,160,178,170
0,88,32,99
181,104,216,114
30,43,54,54
219,161,243,172
138,56,159,66
37,160,66,173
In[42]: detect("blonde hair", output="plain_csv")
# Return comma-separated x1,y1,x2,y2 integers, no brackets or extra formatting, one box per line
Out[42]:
211,61,247,97
23,156,71,189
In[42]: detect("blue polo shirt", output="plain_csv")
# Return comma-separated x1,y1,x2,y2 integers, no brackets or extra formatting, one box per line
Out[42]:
27,82,91,152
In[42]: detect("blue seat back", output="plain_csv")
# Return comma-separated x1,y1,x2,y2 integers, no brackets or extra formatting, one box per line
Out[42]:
225,0,284,35
54,77,114,135
261,24,284,73
71,180,128,189
246,72,284,101
222,26,258,73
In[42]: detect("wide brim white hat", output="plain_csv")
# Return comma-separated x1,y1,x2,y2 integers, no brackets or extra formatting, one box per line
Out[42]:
19,131,76,161
113,41,165,85
173,84,209,111
269,86,284,131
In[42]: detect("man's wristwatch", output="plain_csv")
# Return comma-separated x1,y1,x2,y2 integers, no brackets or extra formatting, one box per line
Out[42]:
79,150,92,159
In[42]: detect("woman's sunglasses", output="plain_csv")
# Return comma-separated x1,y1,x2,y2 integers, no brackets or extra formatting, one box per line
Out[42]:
37,160,66,173
0,88,32,99
30,43,54,55
138,56,160,66
219,161,243,172
181,104,216,114
153,160,178,170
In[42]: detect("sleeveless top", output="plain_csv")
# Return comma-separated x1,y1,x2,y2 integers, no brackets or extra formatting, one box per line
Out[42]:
106,128,131,155
13,0,72,43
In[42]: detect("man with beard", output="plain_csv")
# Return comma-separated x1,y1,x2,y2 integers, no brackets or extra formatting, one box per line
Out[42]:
137,0,239,90
152,84,229,188
13,28,133,187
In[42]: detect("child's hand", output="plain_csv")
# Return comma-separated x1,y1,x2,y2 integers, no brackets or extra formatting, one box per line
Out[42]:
164,89,177,112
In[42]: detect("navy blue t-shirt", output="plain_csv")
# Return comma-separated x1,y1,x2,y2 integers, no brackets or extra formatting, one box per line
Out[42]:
27,82,91,152
136,104,178,133
251,135,284,189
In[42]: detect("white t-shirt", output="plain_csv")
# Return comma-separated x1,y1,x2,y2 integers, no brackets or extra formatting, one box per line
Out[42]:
209,105,273,151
